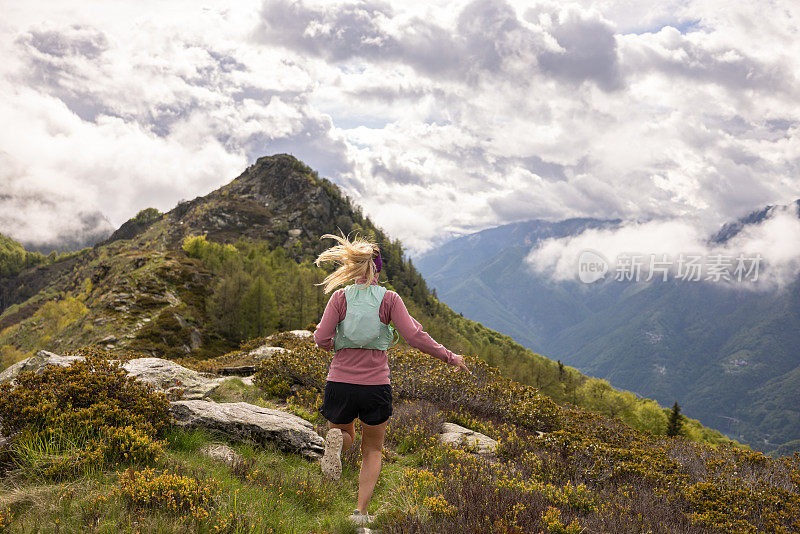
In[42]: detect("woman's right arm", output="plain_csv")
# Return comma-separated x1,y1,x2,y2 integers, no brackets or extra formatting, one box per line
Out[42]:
388,291,470,373
313,289,345,351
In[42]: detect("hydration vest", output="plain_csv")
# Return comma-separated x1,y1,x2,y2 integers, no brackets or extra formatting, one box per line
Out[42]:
333,283,399,351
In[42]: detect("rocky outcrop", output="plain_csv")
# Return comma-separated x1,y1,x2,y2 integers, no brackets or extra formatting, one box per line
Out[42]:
121,357,222,399
212,343,290,375
200,443,241,465
248,345,290,360
438,422,498,454
240,375,255,386
169,400,324,459
286,329,313,338
0,350,85,384
0,351,221,400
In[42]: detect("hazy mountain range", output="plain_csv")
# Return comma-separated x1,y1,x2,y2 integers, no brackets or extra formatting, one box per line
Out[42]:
415,202,800,455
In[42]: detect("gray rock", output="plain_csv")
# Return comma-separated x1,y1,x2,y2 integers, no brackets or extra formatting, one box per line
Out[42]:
0,351,221,400
0,350,85,384
173,313,188,329
122,358,221,399
240,375,255,386
189,328,202,350
200,443,241,464
169,400,324,459
286,329,313,338
439,422,498,454
248,345,290,360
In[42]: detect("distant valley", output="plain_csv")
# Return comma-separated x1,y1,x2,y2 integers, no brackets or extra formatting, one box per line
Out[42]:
415,203,800,456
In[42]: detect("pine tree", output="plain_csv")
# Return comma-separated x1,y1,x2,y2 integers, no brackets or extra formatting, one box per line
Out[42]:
666,401,683,437
206,259,251,341
242,275,278,338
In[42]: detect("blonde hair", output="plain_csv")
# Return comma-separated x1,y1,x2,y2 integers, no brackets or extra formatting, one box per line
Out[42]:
314,231,380,293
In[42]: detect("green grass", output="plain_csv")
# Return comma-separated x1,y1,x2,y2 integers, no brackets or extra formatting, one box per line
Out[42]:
207,378,266,406
0,424,421,533
0,371,422,533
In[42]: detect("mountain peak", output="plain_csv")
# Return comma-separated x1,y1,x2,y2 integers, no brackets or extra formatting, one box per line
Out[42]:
711,198,800,244
99,154,354,257
223,153,320,204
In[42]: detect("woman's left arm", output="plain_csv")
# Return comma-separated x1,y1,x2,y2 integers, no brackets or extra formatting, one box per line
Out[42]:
313,289,345,351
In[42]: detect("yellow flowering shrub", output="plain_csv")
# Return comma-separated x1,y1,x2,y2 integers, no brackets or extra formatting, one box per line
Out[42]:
0,349,169,479
541,506,584,534
114,466,218,521
386,401,444,453
0,507,12,532
397,468,456,519
251,335,560,433
244,333,799,534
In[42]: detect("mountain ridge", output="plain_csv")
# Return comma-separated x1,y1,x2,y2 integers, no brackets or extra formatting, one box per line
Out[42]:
0,153,738,451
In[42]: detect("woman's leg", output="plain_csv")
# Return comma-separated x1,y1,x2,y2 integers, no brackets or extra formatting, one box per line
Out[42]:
327,419,355,452
357,418,388,514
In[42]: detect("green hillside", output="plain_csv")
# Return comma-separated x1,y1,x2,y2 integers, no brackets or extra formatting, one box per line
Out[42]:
0,333,797,533
0,154,736,448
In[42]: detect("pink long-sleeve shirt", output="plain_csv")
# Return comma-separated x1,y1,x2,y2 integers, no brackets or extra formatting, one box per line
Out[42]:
313,276,457,385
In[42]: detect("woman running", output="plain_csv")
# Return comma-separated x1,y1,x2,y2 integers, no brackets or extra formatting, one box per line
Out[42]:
312,232,470,526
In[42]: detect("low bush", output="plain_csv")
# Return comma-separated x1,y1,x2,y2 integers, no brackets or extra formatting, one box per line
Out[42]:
0,348,169,479
252,334,561,433
114,466,218,521
386,401,443,454
246,335,800,533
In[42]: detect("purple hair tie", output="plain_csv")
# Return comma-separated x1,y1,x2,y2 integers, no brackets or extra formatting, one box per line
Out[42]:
373,250,382,273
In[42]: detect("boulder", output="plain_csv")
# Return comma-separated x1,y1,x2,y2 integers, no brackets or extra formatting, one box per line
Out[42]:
122,357,222,400
0,350,85,384
240,375,255,386
169,400,324,459
0,351,220,400
439,422,498,454
200,443,241,464
248,345,290,360
285,329,313,338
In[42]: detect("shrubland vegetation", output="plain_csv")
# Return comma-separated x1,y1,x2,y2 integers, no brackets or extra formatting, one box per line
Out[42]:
251,334,800,533
1,154,788,531
0,154,739,449
1,335,795,533
0,347,169,481
0,344,421,533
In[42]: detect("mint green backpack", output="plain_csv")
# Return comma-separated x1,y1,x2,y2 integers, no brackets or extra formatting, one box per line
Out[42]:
333,283,399,351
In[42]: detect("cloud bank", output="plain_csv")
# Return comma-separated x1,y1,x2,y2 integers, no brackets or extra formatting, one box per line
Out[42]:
526,203,800,289
1,0,799,254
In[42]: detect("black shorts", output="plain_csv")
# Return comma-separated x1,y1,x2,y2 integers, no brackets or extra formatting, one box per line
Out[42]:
318,381,393,425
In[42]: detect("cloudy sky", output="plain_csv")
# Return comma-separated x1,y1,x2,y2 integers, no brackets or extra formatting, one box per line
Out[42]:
2,0,799,254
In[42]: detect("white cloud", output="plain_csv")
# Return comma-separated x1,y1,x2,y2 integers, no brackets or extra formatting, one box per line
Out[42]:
526,203,800,290
1,0,799,256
